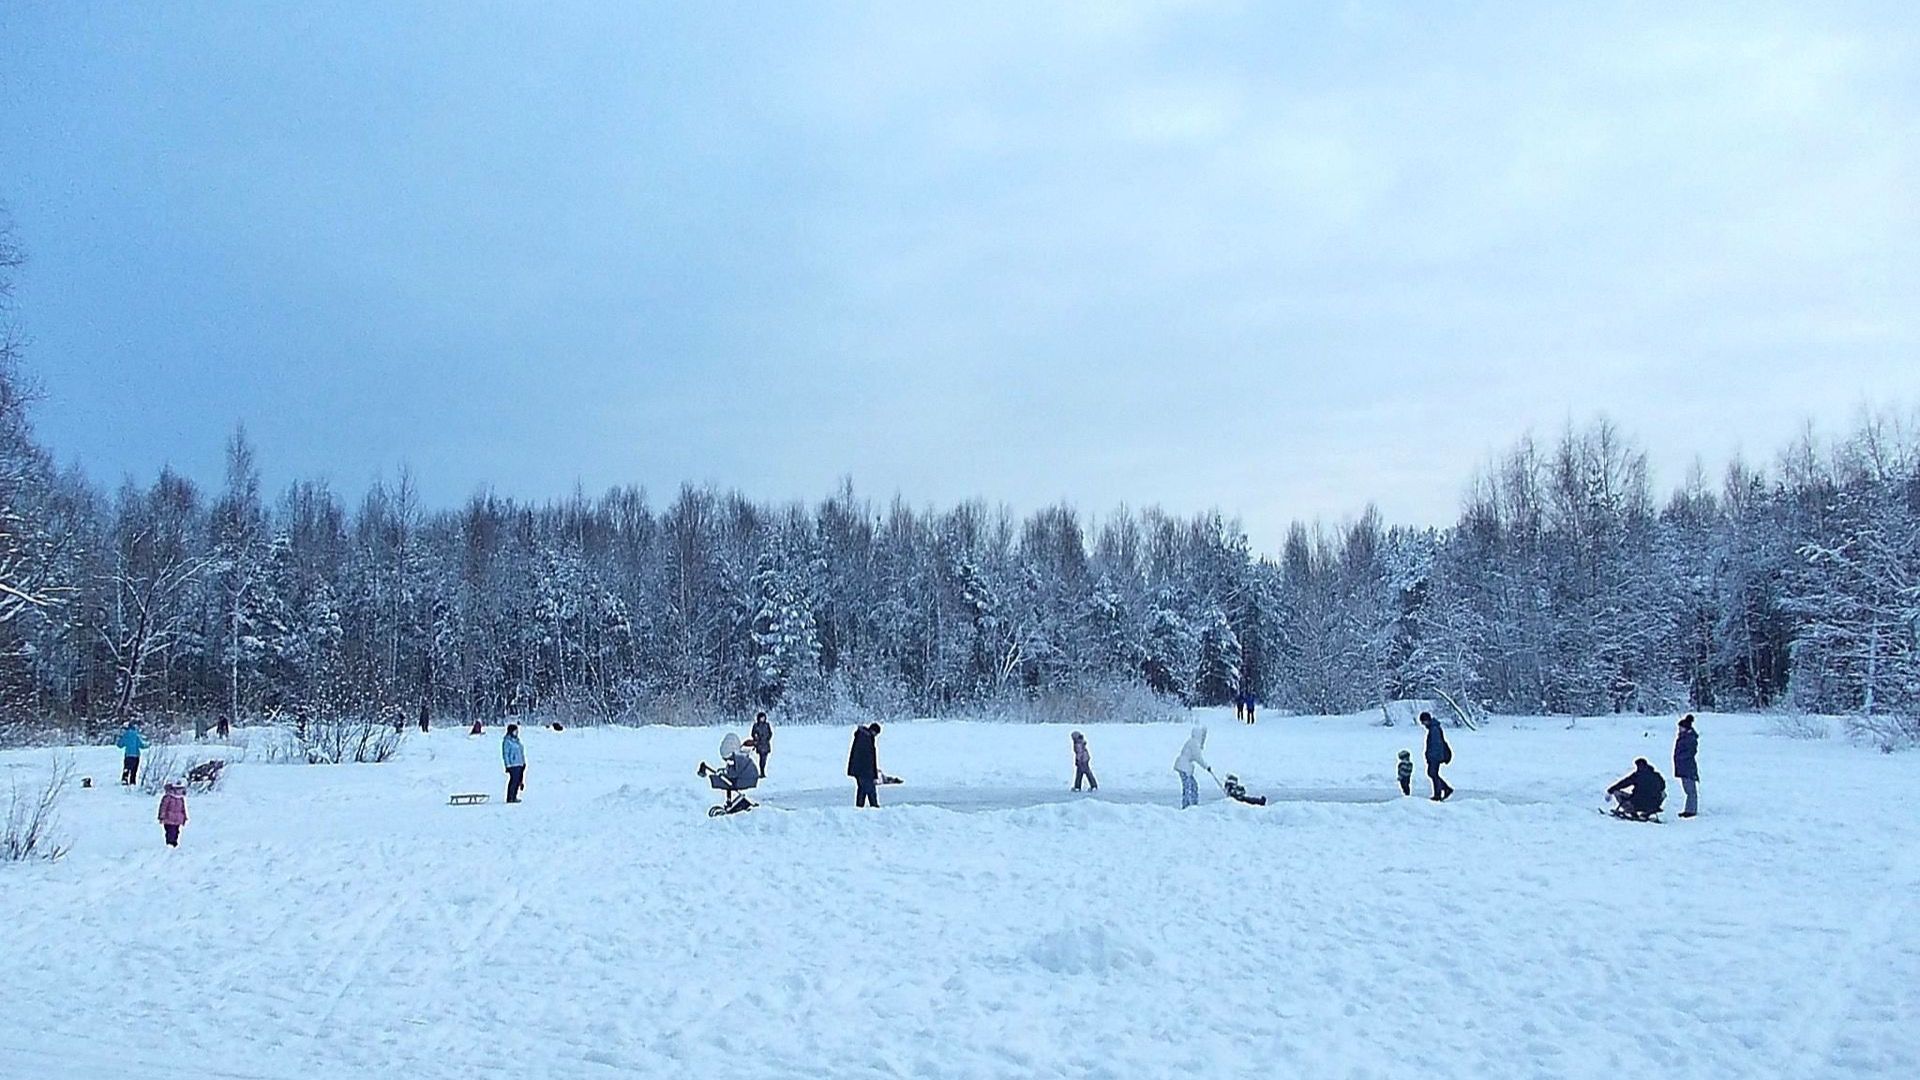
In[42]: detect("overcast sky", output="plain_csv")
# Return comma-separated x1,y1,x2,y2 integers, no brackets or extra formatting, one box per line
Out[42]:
2,1,1916,551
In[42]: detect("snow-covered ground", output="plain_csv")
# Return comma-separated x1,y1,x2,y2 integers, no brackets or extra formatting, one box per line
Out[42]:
1,711,1916,1080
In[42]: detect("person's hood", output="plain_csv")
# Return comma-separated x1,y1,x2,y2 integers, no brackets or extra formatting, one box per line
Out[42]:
721,733,742,758
1192,725,1207,744
164,783,186,795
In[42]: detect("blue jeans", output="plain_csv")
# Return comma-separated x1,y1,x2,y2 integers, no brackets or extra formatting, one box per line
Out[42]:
1681,777,1698,815
1180,771,1199,808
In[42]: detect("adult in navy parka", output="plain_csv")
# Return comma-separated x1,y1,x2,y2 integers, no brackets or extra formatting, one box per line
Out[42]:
1673,715,1700,818
847,723,882,808
1421,712,1454,801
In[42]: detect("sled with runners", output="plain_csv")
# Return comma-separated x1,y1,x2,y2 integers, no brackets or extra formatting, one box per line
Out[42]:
448,793,490,806
1601,806,1662,823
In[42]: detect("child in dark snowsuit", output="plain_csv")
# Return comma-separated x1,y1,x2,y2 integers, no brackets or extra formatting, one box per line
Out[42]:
158,782,188,847
1222,775,1267,806
1397,750,1414,796
1070,731,1097,791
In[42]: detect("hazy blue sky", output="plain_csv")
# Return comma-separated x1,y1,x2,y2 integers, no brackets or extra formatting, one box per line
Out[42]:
3,1,1916,549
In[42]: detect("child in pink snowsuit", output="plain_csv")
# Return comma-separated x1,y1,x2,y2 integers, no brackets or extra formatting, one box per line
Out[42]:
158,782,188,847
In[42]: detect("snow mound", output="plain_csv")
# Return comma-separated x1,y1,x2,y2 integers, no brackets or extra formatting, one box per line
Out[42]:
1020,924,1157,974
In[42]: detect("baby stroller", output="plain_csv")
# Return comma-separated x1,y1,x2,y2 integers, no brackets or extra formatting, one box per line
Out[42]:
699,733,761,817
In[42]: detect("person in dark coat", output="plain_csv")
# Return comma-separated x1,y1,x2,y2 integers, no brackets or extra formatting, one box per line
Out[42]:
1608,757,1667,816
749,711,773,777
418,699,431,733
1673,714,1699,818
1421,712,1454,801
847,722,882,808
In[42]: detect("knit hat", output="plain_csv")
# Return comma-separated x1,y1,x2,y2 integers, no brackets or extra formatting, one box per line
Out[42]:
1678,714,1695,728
1397,749,1411,760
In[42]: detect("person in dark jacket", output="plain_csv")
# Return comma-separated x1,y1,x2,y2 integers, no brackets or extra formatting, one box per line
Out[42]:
847,723,881,808
1673,714,1699,817
1608,757,1667,816
418,699,431,733
1421,712,1454,801
1396,750,1414,796
749,711,773,777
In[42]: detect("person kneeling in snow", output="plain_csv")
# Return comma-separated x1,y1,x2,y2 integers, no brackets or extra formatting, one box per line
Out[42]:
1222,774,1267,806
1607,757,1667,818
699,733,761,814
1173,726,1211,809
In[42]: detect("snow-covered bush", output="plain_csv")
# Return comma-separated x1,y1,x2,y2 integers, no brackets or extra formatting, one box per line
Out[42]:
296,710,403,765
2,756,72,863
1766,713,1832,740
1847,712,1919,754
137,743,185,796
960,680,1181,726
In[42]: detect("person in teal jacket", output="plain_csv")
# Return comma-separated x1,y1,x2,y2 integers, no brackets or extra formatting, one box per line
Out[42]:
117,722,148,786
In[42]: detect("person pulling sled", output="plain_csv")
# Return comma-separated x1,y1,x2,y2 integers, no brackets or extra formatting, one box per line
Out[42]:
700,733,761,817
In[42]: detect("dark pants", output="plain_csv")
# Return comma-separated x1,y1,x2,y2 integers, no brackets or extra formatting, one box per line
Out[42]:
1428,761,1453,800
1073,764,1098,791
1398,775,1412,796
163,824,180,847
855,777,878,807
122,756,140,786
756,749,769,777
506,766,525,803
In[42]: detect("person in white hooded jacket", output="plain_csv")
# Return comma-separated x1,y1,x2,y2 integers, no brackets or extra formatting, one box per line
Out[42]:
1173,725,1211,809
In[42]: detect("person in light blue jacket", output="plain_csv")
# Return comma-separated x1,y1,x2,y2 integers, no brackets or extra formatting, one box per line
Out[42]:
502,724,527,803
117,722,148,786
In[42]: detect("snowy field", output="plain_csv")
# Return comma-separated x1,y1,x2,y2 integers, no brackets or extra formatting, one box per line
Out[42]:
2,711,1917,1080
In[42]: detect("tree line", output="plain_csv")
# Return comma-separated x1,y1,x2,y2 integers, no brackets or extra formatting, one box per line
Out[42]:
1,239,1916,744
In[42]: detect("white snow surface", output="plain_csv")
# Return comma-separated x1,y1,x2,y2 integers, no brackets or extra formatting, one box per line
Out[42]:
2,711,1917,1080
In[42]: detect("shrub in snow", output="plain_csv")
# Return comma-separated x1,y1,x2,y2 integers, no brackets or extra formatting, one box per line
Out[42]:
136,743,185,796
1766,713,1833,741
295,709,403,765
960,680,1182,726
2,756,72,863
1847,711,1920,754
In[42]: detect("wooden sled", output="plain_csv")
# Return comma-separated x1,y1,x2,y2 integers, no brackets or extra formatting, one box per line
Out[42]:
448,793,490,806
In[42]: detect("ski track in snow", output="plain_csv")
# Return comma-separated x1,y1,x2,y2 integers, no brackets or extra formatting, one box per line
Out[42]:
1,711,1916,1080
